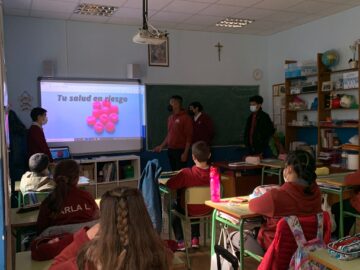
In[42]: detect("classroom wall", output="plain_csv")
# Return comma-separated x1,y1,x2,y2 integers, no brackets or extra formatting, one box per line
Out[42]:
4,15,269,126
267,5,360,118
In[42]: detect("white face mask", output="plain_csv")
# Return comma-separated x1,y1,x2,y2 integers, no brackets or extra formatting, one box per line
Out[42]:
250,105,257,112
42,116,48,125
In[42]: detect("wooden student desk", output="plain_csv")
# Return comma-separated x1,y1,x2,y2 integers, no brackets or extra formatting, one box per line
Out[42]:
11,199,101,252
158,171,179,240
16,251,51,270
309,248,360,270
206,198,262,270
259,159,285,185
11,208,39,252
316,172,354,238
213,162,281,197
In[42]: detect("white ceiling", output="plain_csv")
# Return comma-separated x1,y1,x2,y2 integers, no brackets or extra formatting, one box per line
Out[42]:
3,0,360,35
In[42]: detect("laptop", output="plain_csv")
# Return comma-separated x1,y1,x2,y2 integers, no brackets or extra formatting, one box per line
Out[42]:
49,146,72,161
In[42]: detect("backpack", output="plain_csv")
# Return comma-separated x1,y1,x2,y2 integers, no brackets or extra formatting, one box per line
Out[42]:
285,213,326,270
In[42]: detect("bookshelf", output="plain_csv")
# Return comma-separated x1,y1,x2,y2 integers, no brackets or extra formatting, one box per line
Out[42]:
284,45,360,169
77,155,141,198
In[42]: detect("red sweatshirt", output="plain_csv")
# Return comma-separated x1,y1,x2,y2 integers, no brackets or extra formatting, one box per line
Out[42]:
27,123,53,162
37,187,99,233
166,165,211,216
249,182,322,250
50,228,174,270
50,227,89,270
344,171,360,212
192,113,214,145
167,110,193,149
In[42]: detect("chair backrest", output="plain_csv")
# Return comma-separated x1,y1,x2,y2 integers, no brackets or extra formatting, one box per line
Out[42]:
23,191,50,205
258,211,331,270
185,186,211,205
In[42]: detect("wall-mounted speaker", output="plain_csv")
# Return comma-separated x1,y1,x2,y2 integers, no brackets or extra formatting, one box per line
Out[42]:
127,64,141,79
42,60,56,77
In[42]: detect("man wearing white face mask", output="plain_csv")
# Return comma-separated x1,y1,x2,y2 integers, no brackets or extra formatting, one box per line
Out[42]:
27,107,53,162
244,95,275,157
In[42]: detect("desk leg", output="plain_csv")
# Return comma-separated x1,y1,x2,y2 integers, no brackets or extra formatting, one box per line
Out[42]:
168,192,172,240
339,187,344,238
211,210,217,256
239,219,245,270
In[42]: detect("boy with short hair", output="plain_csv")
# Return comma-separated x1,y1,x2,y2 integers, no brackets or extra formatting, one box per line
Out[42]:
28,107,53,161
20,153,55,194
166,141,211,250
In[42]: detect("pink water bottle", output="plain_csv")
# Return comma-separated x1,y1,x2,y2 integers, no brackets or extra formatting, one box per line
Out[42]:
210,166,220,202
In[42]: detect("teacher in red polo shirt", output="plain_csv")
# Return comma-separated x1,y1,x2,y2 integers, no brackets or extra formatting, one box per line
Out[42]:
154,95,193,170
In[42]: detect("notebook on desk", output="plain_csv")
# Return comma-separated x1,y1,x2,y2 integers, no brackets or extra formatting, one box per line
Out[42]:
228,162,251,167
49,146,71,161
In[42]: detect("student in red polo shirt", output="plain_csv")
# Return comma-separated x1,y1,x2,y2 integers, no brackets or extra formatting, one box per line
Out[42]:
154,95,193,170
27,107,53,162
37,159,99,233
166,141,211,250
188,101,214,145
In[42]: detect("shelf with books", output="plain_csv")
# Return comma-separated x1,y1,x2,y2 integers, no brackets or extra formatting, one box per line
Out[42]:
341,144,360,151
330,88,359,92
286,74,318,80
289,91,317,96
287,109,317,112
285,46,360,170
319,125,359,129
77,155,141,198
287,125,317,128
330,67,358,74
324,107,358,111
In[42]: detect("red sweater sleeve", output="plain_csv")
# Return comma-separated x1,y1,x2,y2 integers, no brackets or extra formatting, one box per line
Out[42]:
249,191,275,217
345,170,360,186
49,228,90,270
166,169,189,190
37,200,52,233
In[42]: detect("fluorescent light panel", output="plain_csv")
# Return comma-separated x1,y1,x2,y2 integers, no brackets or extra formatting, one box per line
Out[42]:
216,17,254,28
73,3,118,17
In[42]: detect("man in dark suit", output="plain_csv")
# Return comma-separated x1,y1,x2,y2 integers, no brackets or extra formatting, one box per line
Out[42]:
244,95,275,157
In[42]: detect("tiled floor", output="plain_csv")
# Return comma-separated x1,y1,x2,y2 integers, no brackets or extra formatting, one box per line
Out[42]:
174,246,260,270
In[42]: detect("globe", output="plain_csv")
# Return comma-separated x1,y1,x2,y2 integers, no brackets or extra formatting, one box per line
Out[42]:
321,50,340,68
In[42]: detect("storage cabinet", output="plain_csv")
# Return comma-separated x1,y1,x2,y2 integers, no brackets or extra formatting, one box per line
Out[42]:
77,155,141,198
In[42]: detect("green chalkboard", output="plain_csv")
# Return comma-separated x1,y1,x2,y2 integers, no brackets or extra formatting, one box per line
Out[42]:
146,84,259,149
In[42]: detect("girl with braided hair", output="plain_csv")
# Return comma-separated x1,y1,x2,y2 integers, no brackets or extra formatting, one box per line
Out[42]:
37,160,99,233
50,187,172,270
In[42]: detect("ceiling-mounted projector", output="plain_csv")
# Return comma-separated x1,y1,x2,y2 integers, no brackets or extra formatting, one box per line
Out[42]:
133,0,168,45
132,29,167,45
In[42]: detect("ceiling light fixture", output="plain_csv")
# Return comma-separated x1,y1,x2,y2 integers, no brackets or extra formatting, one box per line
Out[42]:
73,3,118,17
132,0,168,45
216,18,254,28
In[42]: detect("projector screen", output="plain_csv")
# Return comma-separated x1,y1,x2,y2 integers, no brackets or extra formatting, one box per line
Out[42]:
39,78,144,155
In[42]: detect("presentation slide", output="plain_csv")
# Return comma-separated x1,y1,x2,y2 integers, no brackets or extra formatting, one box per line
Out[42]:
40,79,144,154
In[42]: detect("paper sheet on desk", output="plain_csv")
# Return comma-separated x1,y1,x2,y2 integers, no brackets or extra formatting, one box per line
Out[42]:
228,162,254,167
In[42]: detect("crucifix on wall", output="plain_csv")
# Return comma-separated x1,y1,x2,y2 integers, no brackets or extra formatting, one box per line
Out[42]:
214,42,223,62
